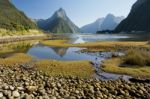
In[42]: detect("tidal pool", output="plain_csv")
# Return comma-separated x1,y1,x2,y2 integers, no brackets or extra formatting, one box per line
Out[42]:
1,33,149,80
27,33,144,80
27,44,131,80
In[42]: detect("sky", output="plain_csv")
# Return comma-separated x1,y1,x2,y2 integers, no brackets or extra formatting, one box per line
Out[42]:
12,0,137,27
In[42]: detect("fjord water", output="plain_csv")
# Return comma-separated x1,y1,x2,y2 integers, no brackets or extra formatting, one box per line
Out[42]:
27,44,131,80
27,33,150,80
27,33,136,60
27,34,138,80
71,33,150,42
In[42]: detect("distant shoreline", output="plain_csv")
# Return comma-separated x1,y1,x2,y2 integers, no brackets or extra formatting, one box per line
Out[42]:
0,34,48,44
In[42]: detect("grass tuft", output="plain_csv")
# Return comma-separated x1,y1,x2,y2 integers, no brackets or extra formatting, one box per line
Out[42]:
41,40,150,52
123,49,150,66
101,49,150,78
35,60,94,77
101,58,150,78
0,29,42,36
0,53,32,66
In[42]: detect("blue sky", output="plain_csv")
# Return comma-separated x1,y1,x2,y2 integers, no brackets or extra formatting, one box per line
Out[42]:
12,0,137,27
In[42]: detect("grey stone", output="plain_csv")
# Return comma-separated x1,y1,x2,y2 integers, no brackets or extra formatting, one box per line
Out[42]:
12,90,20,98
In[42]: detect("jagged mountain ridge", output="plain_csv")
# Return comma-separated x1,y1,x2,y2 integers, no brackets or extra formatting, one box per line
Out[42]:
81,14,124,33
101,14,124,31
37,8,80,33
80,18,104,33
115,0,150,32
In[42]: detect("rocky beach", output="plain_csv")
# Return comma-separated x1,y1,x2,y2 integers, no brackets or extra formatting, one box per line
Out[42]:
1,0,150,98
0,64,149,99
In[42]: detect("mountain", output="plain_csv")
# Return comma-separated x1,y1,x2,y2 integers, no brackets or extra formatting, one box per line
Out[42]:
115,0,150,32
0,0,37,31
101,14,125,31
37,8,80,33
80,18,104,33
81,14,124,33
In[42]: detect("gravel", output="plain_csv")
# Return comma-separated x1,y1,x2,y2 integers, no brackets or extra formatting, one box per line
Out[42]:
0,65,149,99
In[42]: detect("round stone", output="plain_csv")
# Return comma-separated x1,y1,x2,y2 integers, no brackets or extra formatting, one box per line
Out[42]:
24,94,32,99
12,90,20,98
3,85,9,90
51,96,57,99
0,92,3,98
57,83,61,88
26,86,37,93
9,86,15,91
75,90,80,94
17,87,24,91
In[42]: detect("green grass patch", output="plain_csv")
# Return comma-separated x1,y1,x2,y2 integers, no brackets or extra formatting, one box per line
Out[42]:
0,29,43,36
41,40,150,52
35,60,94,77
123,49,150,66
101,49,150,78
40,40,69,47
0,53,32,66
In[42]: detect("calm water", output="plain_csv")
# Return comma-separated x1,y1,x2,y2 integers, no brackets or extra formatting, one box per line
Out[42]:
27,44,130,80
27,33,136,60
1,34,148,80
28,44,111,61
27,34,136,80
70,33,150,42
27,44,131,80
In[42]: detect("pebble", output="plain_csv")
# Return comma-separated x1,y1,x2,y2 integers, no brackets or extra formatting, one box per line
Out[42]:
75,90,80,94
3,84,9,90
12,90,20,98
24,94,33,99
17,87,24,91
0,64,148,99
9,86,15,91
57,83,61,88
51,96,57,99
0,92,3,98
26,86,37,93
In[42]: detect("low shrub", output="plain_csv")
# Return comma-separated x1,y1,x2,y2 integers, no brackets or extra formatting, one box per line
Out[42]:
123,49,150,66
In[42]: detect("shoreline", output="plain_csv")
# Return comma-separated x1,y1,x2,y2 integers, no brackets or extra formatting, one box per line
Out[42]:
41,40,150,52
0,38,149,98
0,64,149,98
0,39,149,79
0,34,49,44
